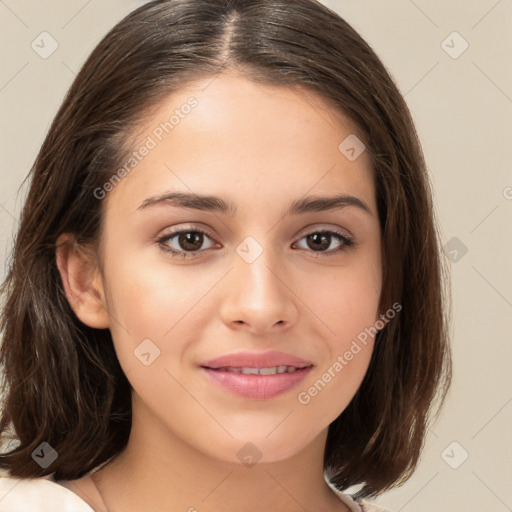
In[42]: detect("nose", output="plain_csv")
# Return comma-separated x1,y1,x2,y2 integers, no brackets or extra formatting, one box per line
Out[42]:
219,240,299,335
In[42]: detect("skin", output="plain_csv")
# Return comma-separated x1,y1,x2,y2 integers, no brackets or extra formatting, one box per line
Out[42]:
56,71,382,512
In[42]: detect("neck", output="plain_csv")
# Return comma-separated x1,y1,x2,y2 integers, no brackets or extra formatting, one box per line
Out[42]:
90,393,347,512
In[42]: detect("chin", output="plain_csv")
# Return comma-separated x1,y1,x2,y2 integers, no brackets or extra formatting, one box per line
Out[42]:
197,431,312,467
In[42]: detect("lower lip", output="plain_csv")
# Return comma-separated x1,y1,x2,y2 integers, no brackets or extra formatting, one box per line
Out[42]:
200,366,313,400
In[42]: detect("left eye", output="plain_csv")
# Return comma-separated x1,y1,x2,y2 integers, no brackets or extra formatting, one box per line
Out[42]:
157,228,354,259
158,228,218,257
293,230,354,255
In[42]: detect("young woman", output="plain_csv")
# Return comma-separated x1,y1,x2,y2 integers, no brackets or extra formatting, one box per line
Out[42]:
0,1,452,511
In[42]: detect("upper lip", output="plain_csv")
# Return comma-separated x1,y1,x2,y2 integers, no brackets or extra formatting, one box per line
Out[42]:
200,350,313,369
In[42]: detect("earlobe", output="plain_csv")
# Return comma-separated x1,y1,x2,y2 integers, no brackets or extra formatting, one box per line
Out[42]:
55,234,110,329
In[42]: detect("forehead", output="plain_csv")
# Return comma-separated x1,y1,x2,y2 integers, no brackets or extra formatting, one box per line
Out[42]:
106,72,376,215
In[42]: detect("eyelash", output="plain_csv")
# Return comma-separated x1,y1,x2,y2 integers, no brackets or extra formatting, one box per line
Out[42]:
156,225,356,259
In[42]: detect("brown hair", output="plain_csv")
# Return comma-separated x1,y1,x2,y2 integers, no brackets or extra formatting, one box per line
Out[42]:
0,0,452,499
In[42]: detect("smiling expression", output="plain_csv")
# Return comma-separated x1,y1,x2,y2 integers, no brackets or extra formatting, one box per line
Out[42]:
92,71,382,464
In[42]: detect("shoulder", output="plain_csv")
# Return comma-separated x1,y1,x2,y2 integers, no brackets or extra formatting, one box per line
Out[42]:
325,478,394,512
0,473,94,512
357,498,394,512
333,489,394,511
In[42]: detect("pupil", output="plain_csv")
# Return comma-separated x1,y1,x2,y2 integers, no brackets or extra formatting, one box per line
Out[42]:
180,232,202,251
309,233,329,251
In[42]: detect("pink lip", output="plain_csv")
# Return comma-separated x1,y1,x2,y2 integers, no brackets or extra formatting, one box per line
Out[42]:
199,350,313,400
200,350,313,369
201,366,313,400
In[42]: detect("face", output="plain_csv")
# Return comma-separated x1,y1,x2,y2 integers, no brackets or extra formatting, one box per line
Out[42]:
94,71,382,464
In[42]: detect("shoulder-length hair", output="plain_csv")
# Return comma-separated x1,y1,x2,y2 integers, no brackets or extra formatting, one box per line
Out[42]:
0,0,452,500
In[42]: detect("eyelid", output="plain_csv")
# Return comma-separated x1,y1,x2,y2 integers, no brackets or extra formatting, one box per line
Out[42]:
156,223,219,249
295,223,353,240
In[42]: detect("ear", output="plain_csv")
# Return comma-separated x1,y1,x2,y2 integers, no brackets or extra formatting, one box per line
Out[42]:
55,233,110,329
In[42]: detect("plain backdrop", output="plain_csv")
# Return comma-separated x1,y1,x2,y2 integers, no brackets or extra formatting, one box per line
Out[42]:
1,1,511,511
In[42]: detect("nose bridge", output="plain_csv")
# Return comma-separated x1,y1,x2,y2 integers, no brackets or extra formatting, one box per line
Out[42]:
234,234,283,299
220,233,297,330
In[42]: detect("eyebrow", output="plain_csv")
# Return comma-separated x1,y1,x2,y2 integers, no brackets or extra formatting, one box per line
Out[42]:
137,192,374,218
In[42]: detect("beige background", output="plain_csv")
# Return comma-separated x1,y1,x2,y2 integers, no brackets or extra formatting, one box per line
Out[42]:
1,1,511,510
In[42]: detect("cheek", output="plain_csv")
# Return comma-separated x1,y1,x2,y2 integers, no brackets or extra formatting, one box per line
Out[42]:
304,257,381,341
299,345,373,428
100,249,202,367
297,272,378,420
297,255,380,408
103,246,198,326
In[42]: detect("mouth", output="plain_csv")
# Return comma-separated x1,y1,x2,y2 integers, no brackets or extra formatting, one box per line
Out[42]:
200,349,313,370
202,365,312,375
200,363,313,400
198,350,314,399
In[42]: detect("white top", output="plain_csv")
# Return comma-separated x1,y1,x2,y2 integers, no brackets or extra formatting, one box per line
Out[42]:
0,469,392,511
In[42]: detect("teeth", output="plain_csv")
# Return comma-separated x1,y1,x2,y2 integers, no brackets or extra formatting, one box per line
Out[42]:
242,367,260,375
216,366,303,375
259,367,278,375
